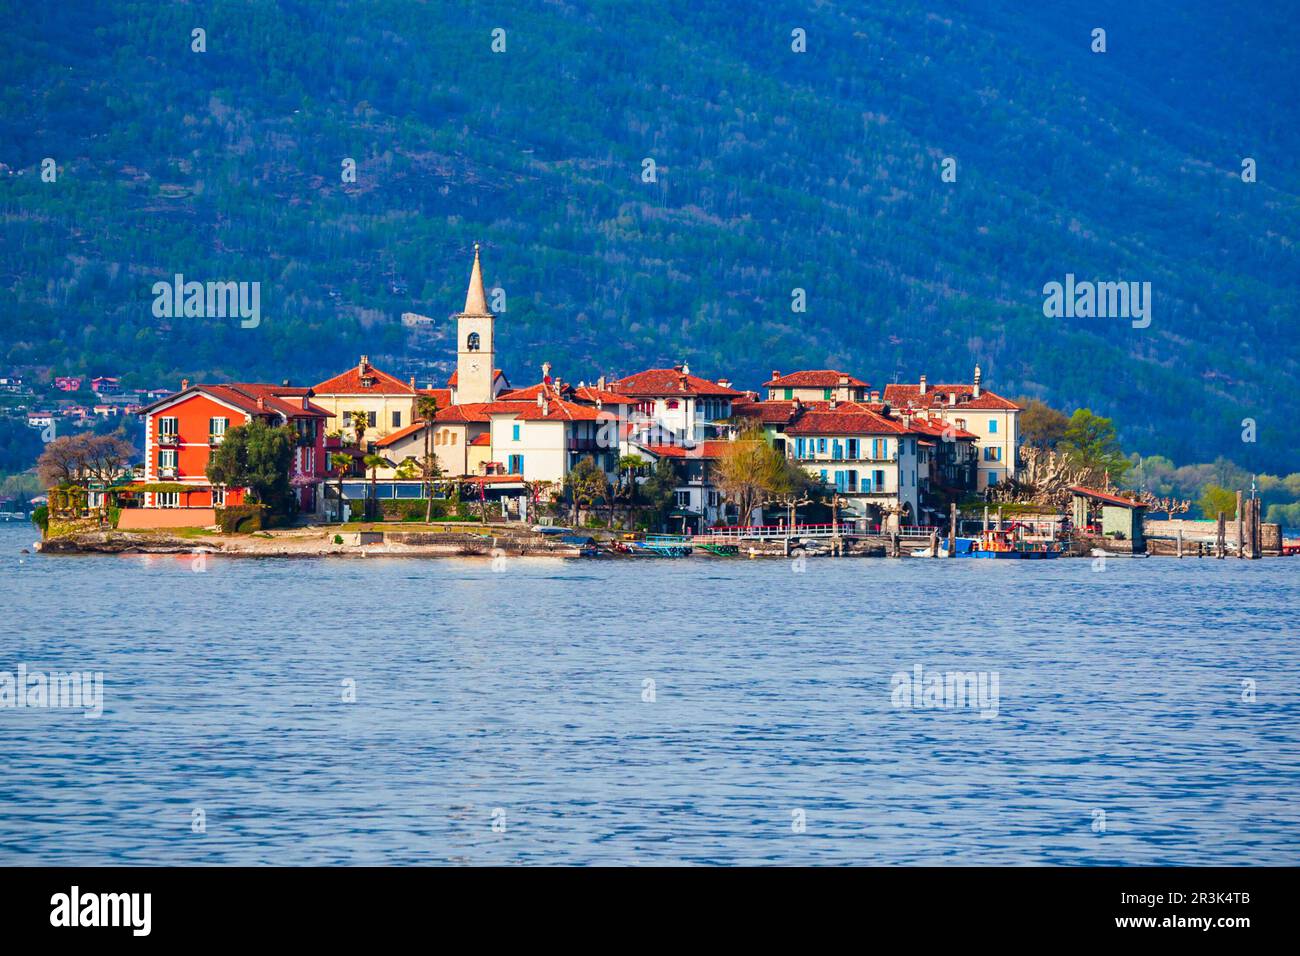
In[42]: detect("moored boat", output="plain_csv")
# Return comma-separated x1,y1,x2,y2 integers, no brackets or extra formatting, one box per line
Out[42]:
958,529,1064,559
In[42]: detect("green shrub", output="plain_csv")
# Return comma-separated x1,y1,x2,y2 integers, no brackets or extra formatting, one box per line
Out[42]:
333,534,343,544
31,505,48,534
216,503,267,533
379,499,446,522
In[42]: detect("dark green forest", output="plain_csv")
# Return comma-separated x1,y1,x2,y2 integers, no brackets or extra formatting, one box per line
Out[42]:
2,1,1297,471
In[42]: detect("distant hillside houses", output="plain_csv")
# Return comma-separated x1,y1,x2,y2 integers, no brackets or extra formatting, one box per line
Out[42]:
123,247,1021,530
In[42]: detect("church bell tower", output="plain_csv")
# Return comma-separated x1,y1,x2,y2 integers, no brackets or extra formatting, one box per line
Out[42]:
455,243,495,405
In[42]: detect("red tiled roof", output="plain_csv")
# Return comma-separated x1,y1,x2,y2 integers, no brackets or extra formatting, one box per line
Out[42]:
883,383,1020,411
637,440,734,459
764,369,868,388
731,399,840,424
611,368,743,397
498,380,638,407
1068,485,1147,508
496,381,565,402
907,416,978,440
515,398,604,422
433,401,531,424
731,400,802,424
140,383,331,419
313,361,415,396
468,433,491,446
217,383,333,418
374,421,429,447
573,385,636,405
417,388,452,407
786,409,907,436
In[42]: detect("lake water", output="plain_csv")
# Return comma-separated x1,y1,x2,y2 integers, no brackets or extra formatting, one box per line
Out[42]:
1,523,1297,865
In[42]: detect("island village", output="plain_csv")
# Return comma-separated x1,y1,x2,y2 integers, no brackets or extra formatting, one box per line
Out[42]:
28,248,1290,560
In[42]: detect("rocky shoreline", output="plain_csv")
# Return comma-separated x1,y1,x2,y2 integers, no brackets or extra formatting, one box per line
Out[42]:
32,524,1291,560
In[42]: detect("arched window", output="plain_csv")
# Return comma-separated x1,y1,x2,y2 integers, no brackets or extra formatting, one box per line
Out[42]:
467,332,480,352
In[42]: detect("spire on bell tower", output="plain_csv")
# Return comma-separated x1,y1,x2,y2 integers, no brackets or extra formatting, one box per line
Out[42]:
463,242,490,315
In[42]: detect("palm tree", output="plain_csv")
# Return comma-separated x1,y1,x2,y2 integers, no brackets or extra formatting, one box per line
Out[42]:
329,452,353,523
363,453,387,521
415,394,440,523
617,453,646,528
350,409,370,448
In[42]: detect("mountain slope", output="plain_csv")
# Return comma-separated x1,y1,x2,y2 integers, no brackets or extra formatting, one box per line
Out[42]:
2,0,1297,470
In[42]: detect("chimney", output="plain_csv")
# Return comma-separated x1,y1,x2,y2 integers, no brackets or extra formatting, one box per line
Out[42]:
282,378,291,387
717,378,731,389
678,373,688,391
257,396,266,410
919,374,927,396
359,355,369,372
792,396,802,410
542,361,552,384
829,399,838,410
409,376,416,389
838,374,849,386
771,370,781,381
973,364,982,398
181,378,189,390
870,389,880,401
597,374,606,391
681,362,690,375
948,392,957,407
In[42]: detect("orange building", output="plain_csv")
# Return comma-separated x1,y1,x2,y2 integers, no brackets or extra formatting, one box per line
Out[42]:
136,382,331,517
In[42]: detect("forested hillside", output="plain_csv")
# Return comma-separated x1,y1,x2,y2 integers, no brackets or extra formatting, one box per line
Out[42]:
2,0,1297,471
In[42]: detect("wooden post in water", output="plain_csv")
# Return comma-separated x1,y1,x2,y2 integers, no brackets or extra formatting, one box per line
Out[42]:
1177,528,1183,558
1242,496,1253,560
997,506,1003,532
928,529,937,558
1249,497,1262,559
948,503,958,558
1216,511,1226,558
982,506,989,533
1235,491,1244,559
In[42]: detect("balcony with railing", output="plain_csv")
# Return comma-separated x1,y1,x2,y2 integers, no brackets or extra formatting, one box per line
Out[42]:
156,431,181,447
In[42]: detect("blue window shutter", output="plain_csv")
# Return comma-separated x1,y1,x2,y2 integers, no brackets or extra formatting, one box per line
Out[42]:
512,424,520,441
989,419,997,433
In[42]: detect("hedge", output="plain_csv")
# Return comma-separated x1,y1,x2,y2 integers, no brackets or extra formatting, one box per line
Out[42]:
216,503,267,533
